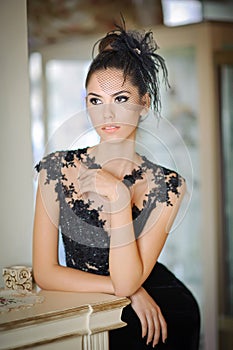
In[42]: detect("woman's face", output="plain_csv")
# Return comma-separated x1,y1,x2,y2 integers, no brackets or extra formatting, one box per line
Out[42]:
86,68,147,142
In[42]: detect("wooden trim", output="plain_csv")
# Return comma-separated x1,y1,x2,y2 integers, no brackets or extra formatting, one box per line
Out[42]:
0,332,83,350
0,297,130,332
91,297,130,313
0,292,130,350
0,305,89,331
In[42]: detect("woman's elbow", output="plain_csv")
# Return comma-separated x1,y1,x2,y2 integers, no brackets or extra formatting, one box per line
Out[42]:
33,266,53,291
112,272,143,297
114,283,139,297
33,271,45,290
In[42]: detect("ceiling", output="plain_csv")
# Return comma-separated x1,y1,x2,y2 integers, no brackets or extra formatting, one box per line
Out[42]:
27,0,165,51
27,0,232,52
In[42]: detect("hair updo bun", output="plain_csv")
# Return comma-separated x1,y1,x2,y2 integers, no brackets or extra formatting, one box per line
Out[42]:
85,21,170,113
98,33,119,53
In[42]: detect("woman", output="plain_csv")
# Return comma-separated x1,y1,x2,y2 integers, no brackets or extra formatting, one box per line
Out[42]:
33,23,200,349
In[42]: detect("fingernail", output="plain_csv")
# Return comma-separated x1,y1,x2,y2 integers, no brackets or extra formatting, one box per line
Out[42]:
163,338,167,344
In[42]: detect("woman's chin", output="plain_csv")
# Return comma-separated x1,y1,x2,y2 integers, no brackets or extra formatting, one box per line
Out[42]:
100,136,125,144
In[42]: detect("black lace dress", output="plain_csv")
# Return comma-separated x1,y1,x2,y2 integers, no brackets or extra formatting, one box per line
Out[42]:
36,147,200,350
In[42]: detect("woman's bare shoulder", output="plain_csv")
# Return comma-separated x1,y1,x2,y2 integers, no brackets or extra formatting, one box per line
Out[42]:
35,148,89,173
141,156,185,206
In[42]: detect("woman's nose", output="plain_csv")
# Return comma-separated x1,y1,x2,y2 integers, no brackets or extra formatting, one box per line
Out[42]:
103,103,115,120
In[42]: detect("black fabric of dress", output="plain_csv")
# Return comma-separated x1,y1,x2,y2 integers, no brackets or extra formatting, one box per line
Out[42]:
109,263,200,350
36,147,200,350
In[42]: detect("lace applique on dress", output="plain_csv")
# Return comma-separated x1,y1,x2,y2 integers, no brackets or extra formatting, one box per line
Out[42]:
122,156,183,235
36,147,184,275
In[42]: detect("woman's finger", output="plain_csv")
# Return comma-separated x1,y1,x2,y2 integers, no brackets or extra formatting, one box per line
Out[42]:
158,309,168,343
77,169,99,195
137,312,148,338
152,310,161,347
146,312,156,346
147,307,160,347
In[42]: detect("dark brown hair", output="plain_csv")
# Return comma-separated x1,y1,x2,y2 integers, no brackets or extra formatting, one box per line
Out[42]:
85,23,169,113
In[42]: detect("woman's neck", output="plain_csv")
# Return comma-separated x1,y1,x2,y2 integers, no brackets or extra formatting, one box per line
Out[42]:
90,139,141,179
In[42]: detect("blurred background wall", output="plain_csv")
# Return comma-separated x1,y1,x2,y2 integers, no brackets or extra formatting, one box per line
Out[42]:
0,0,34,290
0,1,233,349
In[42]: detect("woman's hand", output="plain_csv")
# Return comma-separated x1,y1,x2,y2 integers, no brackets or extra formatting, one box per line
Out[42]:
77,165,130,212
130,287,167,347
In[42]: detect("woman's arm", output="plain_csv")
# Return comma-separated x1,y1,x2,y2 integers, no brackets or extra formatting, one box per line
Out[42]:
33,184,114,294
109,180,186,296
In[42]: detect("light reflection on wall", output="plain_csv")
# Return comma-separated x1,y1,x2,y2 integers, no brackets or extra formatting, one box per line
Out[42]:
29,52,44,165
162,0,203,26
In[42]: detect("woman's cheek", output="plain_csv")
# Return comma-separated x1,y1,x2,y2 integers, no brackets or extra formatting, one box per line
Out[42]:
88,107,102,128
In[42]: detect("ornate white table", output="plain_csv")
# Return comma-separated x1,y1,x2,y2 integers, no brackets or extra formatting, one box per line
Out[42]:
0,290,130,350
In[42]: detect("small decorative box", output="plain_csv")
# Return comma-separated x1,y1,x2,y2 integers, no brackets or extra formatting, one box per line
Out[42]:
2,266,33,292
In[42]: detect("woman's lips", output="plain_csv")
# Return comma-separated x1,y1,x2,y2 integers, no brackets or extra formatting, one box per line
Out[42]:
101,125,120,133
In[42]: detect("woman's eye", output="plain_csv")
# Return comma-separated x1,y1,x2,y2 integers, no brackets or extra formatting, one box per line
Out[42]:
115,95,129,103
89,98,102,105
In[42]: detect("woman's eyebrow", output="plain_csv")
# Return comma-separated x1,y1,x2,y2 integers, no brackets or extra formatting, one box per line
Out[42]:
87,92,101,97
112,90,131,96
87,90,131,97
